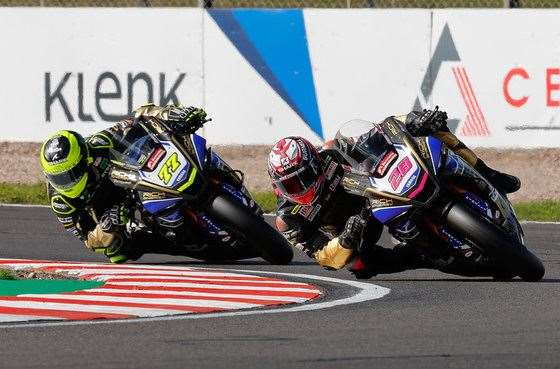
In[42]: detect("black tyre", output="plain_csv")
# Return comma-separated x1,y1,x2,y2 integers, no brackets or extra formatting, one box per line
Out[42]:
445,202,545,282
207,194,294,265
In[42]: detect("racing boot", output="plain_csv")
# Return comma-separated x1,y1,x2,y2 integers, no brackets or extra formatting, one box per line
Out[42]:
433,130,520,194
349,242,427,279
350,256,378,279
474,159,521,194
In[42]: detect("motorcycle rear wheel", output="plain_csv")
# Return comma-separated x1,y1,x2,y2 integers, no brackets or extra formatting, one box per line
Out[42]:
445,202,545,282
207,194,294,265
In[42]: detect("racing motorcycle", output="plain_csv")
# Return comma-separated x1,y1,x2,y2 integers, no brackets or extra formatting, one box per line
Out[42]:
107,117,293,265
335,117,544,281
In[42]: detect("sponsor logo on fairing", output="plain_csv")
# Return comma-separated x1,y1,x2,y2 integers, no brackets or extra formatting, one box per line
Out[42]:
376,151,398,176
388,157,413,191
404,173,418,190
146,147,166,171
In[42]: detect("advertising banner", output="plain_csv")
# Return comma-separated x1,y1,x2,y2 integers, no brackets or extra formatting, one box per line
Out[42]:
430,10,560,148
0,8,559,148
0,8,203,141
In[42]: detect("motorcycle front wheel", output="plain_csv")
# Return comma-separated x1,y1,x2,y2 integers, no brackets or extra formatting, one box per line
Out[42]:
207,194,294,265
445,202,545,281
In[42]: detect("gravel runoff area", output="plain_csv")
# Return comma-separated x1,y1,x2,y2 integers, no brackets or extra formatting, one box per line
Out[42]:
1,267,77,280
2,142,559,203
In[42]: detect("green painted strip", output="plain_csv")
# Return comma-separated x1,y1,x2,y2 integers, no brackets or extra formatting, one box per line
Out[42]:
0,280,104,296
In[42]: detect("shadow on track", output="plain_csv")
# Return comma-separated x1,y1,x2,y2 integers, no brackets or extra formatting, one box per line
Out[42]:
131,259,317,266
371,277,559,283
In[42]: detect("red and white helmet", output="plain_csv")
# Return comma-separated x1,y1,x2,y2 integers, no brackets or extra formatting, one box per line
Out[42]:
268,136,325,205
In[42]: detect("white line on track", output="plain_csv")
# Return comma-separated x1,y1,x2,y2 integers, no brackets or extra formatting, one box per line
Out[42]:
0,270,391,329
520,220,560,225
0,203,50,208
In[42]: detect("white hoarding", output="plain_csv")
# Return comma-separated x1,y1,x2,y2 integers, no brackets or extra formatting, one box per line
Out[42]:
0,8,203,142
203,10,319,145
0,9,559,148
430,10,560,148
305,9,431,140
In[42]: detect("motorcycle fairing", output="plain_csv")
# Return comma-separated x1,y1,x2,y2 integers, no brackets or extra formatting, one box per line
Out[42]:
368,144,422,196
371,205,412,223
222,182,250,208
190,133,207,168
135,141,200,194
443,150,523,243
463,191,494,219
141,197,182,215
426,136,443,173
196,213,231,242
157,210,183,228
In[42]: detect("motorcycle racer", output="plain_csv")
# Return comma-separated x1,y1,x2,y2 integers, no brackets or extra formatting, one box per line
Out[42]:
268,108,521,277
40,103,224,263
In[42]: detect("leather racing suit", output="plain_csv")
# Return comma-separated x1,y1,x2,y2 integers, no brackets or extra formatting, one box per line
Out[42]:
274,110,519,278
47,104,249,263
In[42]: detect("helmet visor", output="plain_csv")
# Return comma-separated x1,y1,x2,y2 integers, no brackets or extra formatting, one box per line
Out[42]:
276,163,320,197
46,156,88,191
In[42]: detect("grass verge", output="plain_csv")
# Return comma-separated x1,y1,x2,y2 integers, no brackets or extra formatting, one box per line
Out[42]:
0,269,16,280
252,192,560,221
512,201,560,222
0,183,558,221
0,183,48,205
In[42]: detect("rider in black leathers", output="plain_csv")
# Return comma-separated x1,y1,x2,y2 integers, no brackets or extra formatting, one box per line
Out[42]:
41,103,252,263
267,108,521,278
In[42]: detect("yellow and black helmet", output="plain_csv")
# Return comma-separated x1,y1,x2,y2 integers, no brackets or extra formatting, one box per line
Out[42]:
40,130,92,198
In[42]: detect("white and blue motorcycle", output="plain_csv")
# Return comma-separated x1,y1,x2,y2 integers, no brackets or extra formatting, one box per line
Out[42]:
107,117,293,265
334,118,544,281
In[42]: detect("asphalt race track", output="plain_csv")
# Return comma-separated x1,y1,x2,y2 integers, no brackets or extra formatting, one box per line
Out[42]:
1,205,559,369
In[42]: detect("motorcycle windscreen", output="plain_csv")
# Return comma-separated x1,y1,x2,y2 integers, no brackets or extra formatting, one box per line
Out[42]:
110,124,160,170
334,120,393,173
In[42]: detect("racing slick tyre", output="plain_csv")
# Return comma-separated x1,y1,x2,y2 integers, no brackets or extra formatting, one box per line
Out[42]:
445,202,545,282
208,194,294,265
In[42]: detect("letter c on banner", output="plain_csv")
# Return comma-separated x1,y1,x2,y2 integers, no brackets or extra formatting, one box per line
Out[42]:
503,68,529,107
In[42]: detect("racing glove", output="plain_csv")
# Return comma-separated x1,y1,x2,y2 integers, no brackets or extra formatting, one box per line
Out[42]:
85,225,128,263
339,214,367,250
314,237,354,270
405,106,448,136
167,106,208,134
134,104,209,134
99,204,130,233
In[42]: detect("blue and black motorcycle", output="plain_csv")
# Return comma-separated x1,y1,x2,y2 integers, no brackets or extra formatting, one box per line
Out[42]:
107,117,293,265
334,117,544,281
